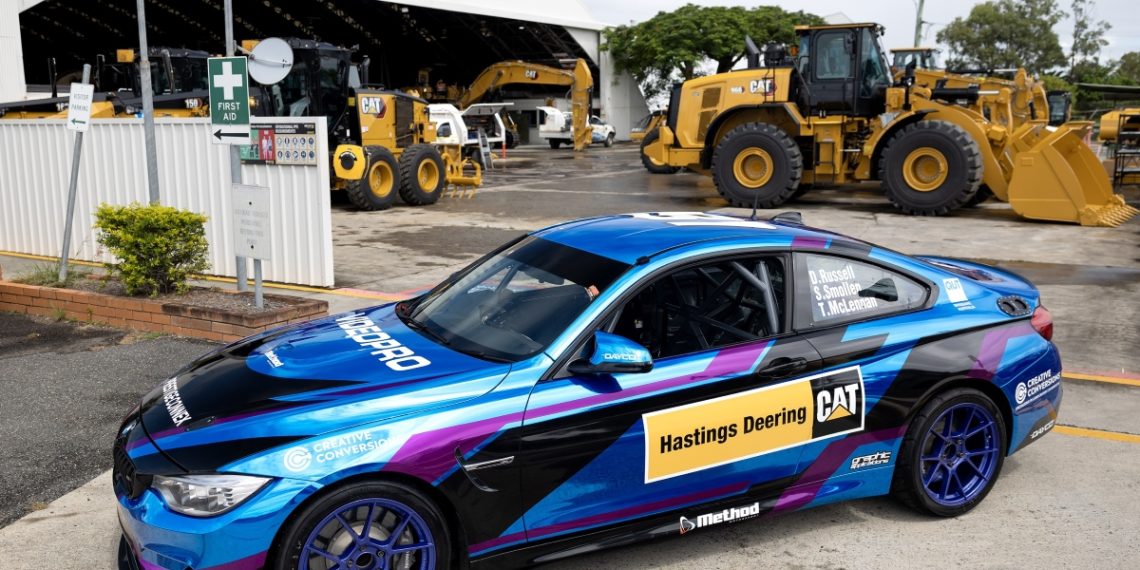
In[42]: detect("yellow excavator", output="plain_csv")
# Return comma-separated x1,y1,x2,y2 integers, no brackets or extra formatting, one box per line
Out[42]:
643,23,1135,226
456,59,594,151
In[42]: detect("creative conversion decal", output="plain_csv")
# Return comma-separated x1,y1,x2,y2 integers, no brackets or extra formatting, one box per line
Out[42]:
642,366,866,482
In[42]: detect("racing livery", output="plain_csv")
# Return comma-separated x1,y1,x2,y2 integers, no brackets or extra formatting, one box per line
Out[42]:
114,212,1062,569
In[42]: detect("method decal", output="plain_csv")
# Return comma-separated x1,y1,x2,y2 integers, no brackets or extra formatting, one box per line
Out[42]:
643,366,865,482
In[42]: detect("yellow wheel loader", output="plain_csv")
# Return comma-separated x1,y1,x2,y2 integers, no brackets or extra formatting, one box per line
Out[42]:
643,23,1136,226
456,59,594,151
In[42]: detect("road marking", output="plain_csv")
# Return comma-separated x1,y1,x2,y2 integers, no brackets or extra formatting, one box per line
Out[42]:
1054,425,1140,444
1063,372,1140,388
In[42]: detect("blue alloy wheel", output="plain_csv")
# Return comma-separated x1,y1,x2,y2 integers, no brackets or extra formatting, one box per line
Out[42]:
919,402,1000,507
300,498,435,570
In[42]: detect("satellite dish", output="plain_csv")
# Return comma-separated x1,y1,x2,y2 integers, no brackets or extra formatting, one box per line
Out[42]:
248,38,293,85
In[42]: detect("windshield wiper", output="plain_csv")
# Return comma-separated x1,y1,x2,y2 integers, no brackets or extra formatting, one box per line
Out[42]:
400,315,451,347
463,350,513,363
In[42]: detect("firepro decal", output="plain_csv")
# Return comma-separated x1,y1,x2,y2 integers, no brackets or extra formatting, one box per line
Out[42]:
336,313,432,371
642,366,865,483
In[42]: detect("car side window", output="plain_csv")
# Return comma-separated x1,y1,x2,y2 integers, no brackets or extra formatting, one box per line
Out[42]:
608,256,786,360
796,253,927,326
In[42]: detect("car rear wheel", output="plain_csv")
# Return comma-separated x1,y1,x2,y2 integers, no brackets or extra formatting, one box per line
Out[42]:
604,133,614,148
549,139,562,149
893,388,1006,517
273,480,452,570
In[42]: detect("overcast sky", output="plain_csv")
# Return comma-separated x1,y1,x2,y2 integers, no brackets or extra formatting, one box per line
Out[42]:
579,0,1139,63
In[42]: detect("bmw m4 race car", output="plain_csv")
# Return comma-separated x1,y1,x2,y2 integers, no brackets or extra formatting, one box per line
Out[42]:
114,212,1062,570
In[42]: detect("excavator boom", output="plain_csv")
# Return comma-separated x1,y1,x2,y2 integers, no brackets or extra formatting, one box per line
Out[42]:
456,59,593,151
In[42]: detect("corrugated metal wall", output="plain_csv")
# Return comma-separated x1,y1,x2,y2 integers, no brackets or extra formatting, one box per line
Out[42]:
0,117,334,286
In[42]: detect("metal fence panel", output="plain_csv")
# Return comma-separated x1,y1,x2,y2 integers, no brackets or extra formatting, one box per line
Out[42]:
0,117,334,286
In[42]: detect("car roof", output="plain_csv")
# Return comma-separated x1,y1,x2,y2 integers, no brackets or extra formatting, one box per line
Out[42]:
532,212,870,265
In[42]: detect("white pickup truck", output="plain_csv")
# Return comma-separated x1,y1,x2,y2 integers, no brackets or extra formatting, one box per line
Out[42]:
537,106,614,149
428,102,510,167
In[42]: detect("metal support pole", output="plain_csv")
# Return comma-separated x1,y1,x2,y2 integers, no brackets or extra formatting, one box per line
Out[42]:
136,0,160,203
58,65,91,284
913,0,926,47
254,260,263,308
223,0,248,292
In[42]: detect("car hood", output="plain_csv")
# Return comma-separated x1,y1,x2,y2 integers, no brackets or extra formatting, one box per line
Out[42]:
138,304,510,471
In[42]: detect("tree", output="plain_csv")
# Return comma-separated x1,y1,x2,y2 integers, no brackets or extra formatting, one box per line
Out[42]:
936,0,1067,74
1069,0,1111,78
1115,52,1140,84
602,4,823,101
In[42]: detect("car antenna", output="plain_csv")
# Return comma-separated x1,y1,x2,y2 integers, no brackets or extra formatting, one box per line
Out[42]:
750,189,761,220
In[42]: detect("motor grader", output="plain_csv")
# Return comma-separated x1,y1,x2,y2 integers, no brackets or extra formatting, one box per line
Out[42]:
643,23,1136,227
244,38,481,211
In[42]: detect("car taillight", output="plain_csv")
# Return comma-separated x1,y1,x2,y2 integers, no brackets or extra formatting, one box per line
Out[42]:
1031,305,1053,341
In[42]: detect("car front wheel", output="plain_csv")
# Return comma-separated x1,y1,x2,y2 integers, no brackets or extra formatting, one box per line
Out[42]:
892,388,1006,517
273,480,452,570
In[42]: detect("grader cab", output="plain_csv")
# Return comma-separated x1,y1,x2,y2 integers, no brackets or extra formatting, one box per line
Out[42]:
643,23,1136,227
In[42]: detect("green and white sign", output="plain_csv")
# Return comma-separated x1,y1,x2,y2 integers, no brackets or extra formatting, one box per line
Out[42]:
208,56,250,144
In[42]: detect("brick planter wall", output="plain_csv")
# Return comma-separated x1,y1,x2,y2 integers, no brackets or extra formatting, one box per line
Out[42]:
0,281,328,343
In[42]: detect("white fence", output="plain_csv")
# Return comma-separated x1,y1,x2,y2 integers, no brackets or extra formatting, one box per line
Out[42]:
0,117,334,286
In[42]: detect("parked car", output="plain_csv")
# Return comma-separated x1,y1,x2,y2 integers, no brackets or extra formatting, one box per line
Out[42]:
114,211,1061,570
589,115,616,147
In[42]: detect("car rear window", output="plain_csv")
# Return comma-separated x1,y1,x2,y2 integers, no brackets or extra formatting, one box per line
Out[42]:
796,253,927,326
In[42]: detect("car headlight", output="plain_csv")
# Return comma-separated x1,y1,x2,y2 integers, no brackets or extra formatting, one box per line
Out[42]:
152,474,271,517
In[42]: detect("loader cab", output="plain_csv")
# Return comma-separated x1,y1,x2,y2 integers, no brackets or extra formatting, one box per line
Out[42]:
252,39,356,145
795,24,891,117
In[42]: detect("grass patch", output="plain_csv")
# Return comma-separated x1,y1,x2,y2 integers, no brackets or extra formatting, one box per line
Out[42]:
11,263,89,288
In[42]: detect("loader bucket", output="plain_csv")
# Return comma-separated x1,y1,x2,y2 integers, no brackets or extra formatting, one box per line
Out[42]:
1006,122,1138,227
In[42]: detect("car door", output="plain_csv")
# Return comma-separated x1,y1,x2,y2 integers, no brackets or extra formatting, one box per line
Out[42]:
516,253,824,541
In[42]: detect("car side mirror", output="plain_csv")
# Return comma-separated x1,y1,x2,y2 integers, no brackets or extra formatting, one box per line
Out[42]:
860,278,899,302
568,332,653,375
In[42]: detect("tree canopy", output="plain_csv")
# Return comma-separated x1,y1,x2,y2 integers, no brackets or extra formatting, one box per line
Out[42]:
936,0,1067,74
602,4,824,101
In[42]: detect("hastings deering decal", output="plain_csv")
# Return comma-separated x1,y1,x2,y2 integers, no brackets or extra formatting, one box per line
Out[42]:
642,366,865,482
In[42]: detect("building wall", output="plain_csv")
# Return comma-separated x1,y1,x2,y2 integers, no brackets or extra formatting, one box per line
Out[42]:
0,1,28,102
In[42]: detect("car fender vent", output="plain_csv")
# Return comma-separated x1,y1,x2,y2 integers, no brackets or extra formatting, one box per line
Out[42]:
997,295,1032,317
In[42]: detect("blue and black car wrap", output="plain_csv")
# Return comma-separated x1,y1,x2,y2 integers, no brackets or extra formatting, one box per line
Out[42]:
114,212,1061,570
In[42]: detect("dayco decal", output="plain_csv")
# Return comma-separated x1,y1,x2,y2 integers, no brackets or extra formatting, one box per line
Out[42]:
679,502,760,535
161,378,191,427
283,430,389,472
643,366,865,482
336,313,431,371
1015,369,1061,409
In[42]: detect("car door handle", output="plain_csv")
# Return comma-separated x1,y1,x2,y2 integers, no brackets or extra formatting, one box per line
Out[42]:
757,357,808,377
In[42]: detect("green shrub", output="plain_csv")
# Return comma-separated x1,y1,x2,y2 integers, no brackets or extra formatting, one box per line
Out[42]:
94,203,209,296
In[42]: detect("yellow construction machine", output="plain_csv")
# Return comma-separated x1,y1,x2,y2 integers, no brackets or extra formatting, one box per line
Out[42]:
891,47,942,73
246,38,481,210
456,59,594,151
643,23,1136,226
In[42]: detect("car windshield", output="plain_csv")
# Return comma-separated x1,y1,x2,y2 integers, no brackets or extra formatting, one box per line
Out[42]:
399,236,630,362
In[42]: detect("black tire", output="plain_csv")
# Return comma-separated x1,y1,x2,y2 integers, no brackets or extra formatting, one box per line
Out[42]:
549,139,562,150
711,123,802,208
640,129,681,174
963,184,994,207
892,388,1007,517
879,120,982,215
505,130,519,149
604,133,614,148
398,144,446,206
272,480,453,570
345,146,400,211
790,183,813,201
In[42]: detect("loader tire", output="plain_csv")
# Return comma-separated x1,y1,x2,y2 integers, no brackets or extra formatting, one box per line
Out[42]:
712,123,802,209
640,129,681,174
398,144,446,206
964,184,994,207
346,146,400,211
880,121,982,216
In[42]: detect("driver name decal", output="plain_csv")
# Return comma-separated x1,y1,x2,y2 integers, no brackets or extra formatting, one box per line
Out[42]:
643,366,865,482
337,313,431,371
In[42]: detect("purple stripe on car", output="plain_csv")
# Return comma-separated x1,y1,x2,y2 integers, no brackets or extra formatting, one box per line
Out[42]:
469,481,749,555
968,323,1035,381
768,425,906,515
202,551,267,570
792,235,829,249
